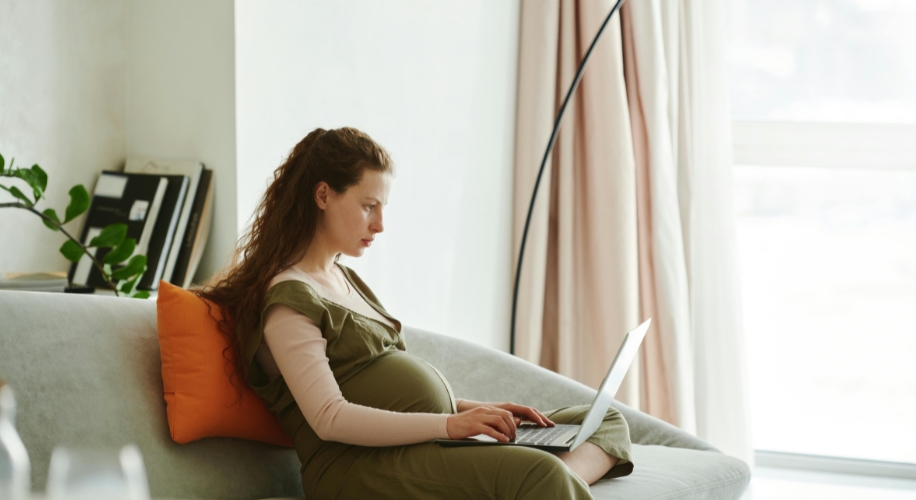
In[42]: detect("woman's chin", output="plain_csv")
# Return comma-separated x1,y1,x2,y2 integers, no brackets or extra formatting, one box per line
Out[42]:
342,247,366,258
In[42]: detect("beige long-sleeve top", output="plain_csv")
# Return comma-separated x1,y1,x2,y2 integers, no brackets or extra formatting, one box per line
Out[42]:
255,266,464,446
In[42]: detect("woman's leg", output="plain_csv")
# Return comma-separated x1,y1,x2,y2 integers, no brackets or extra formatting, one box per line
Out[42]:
334,442,594,500
555,442,619,485
544,405,634,483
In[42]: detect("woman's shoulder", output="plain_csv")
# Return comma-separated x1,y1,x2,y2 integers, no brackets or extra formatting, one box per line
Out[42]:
263,268,327,316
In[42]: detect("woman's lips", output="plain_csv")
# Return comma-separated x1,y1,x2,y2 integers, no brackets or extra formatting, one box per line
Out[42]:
362,239,372,247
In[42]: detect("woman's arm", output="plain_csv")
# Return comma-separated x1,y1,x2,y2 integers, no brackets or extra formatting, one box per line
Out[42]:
263,304,450,446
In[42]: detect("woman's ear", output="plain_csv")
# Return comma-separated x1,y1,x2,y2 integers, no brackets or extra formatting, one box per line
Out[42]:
315,182,330,210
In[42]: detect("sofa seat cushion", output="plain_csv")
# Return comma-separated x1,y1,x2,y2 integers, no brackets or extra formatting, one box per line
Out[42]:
590,444,751,500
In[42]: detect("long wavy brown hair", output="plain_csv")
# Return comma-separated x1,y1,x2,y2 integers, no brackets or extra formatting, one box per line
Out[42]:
196,127,393,387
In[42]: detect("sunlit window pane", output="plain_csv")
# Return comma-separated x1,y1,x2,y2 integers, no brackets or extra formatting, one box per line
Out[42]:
734,165,916,463
728,0,916,123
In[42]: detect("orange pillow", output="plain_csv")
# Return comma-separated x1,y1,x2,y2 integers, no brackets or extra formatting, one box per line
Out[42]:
156,281,294,447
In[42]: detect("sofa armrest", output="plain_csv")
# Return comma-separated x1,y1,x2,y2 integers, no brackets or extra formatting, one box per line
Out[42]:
404,326,717,453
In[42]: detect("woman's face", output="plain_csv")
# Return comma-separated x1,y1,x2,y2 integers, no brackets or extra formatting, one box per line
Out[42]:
315,169,391,258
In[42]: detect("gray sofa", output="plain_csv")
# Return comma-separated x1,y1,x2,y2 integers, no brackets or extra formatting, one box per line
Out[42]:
0,290,750,499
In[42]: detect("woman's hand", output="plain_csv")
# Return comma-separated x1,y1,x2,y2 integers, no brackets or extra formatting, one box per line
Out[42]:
447,401,555,441
446,406,521,442
486,402,555,428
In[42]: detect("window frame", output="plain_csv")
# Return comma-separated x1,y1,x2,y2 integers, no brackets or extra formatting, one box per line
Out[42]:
733,121,916,170
734,119,916,479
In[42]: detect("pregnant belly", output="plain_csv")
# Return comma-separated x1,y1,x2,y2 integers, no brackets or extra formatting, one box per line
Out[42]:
338,350,455,415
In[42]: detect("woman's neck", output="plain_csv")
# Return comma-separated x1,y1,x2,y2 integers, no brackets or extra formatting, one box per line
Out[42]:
293,236,339,275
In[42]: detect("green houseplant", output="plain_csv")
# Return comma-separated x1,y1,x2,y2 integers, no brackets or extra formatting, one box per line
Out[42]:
0,153,149,298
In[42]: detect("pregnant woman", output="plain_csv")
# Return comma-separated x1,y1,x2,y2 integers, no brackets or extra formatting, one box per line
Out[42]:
200,127,633,499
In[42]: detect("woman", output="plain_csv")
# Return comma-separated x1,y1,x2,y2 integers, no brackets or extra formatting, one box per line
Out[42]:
201,127,633,499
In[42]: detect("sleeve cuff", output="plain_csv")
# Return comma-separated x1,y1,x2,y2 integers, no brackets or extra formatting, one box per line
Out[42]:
437,413,450,440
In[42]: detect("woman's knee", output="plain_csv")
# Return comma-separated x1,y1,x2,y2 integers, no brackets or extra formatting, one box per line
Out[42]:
604,406,624,421
515,452,590,499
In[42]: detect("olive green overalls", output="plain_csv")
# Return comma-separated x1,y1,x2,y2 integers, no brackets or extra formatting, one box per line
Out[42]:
242,265,633,499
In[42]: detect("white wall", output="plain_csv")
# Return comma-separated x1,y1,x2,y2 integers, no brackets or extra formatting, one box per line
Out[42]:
1,1,519,350
125,0,237,281
0,0,237,282
0,0,126,274
235,0,520,350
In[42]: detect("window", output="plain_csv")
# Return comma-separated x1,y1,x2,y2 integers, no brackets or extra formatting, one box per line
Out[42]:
729,0,916,466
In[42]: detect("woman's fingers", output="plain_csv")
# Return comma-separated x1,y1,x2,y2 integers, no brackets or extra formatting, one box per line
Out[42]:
533,408,555,427
508,403,553,427
497,409,517,439
517,405,546,426
482,406,518,438
484,415,513,441
478,424,511,442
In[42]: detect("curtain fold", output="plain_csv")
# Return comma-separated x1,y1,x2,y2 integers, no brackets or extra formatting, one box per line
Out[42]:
512,0,751,463
512,0,639,406
621,0,696,434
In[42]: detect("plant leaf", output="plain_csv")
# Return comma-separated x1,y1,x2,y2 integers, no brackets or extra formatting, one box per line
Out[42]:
103,237,136,264
42,208,61,231
64,185,90,223
132,291,151,299
31,164,48,194
118,272,141,294
59,240,84,262
0,153,5,173
7,185,33,206
112,254,146,281
89,223,127,248
115,274,146,296
11,168,41,202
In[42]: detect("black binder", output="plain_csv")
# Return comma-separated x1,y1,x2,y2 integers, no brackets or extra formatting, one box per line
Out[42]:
69,172,167,288
138,174,189,290
169,168,213,287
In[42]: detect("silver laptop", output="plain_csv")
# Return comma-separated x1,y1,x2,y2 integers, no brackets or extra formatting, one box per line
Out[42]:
435,318,651,452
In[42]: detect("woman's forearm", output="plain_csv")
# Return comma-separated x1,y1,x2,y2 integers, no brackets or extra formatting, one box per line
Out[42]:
456,399,484,412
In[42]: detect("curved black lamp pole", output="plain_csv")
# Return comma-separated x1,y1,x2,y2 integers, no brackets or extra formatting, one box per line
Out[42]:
510,0,627,355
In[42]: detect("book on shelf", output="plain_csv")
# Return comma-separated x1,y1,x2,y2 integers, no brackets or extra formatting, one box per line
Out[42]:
170,167,213,288
68,171,169,289
124,158,203,286
69,160,213,292
123,158,213,288
137,173,188,290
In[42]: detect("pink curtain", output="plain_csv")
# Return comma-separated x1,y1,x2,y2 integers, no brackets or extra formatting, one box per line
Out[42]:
512,0,640,406
513,0,752,463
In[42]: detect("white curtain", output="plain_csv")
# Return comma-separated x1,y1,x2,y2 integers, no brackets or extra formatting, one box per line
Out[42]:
622,0,752,463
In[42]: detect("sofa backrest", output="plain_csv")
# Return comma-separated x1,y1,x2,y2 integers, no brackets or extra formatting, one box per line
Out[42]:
403,323,716,453
0,290,303,500
0,288,715,499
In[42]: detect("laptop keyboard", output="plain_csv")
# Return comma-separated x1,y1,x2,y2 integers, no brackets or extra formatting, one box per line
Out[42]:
515,424,578,446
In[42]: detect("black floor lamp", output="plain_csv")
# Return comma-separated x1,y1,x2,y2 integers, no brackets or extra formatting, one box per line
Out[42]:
510,0,628,356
